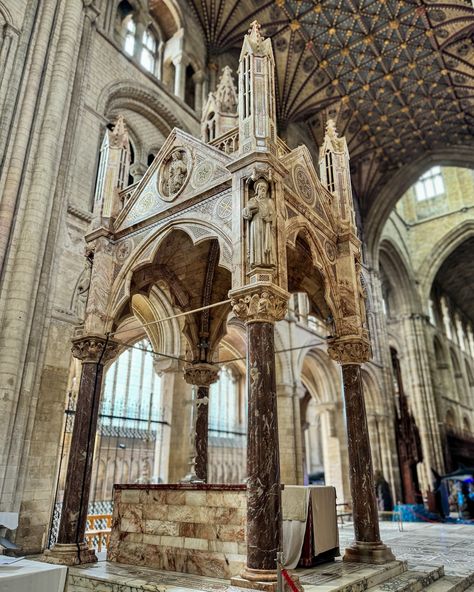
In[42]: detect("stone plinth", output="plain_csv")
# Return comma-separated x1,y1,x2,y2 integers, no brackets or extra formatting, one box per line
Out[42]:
108,484,247,578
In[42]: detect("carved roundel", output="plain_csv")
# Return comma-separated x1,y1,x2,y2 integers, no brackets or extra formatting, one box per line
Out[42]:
158,147,192,202
192,161,214,188
133,190,156,217
116,239,132,261
325,240,336,263
293,165,314,204
216,195,232,220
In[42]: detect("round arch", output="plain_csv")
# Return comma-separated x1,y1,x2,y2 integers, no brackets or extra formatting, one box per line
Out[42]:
97,80,194,133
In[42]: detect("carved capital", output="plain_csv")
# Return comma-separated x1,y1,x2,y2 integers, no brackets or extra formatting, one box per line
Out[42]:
327,337,371,365
230,283,289,324
183,363,219,387
71,335,120,363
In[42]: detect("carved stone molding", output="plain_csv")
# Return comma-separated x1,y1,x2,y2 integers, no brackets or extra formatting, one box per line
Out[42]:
183,363,219,386
71,335,120,364
230,283,289,324
327,337,371,365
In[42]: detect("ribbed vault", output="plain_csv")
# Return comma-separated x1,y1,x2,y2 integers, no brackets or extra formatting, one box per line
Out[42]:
186,0,474,210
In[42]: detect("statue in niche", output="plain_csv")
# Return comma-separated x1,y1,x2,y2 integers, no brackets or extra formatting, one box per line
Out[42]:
355,256,368,328
166,150,188,197
72,258,92,321
243,177,276,268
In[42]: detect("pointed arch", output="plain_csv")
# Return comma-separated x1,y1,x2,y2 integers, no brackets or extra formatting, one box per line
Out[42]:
365,149,474,265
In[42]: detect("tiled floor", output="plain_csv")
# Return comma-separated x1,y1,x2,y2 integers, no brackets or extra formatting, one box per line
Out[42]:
68,522,474,592
339,521,474,576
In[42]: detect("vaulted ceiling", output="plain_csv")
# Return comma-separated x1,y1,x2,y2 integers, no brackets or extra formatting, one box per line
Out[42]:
186,0,474,214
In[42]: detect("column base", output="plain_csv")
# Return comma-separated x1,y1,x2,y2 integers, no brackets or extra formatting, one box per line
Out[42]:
42,542,98,566
343,541,395,565
231,568,301,592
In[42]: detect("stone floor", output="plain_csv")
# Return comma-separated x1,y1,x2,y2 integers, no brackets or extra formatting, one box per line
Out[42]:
339,521,474,576
67,522,474,592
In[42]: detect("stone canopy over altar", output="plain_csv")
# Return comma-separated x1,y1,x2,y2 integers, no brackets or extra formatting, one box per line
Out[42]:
43,20,395,587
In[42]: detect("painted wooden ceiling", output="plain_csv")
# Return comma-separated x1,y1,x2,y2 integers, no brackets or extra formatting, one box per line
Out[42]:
186,0,474,212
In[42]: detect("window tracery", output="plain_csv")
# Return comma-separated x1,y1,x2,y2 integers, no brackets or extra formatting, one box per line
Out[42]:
414,166,445,201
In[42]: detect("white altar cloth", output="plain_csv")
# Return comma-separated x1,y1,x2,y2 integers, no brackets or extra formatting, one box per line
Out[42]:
0,559,67,592
282,485,338,568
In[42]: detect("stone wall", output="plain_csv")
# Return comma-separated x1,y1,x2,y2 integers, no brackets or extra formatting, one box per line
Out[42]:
108,484,247,578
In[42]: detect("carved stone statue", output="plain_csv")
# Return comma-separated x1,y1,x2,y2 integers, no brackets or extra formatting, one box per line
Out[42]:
73,259,92,321
243,178,275,267
167,150,188,196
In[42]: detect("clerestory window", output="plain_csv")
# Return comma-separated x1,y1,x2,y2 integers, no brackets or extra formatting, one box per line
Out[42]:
141,29,158,74
414,166,444,201
123,16,136,56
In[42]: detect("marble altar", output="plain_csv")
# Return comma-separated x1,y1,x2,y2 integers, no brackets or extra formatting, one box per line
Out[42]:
108,484,247,578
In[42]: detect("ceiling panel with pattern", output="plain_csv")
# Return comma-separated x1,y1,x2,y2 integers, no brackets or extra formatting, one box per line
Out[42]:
185,0,474,213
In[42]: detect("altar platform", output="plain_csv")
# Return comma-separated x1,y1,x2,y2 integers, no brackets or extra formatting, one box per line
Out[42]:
66,523,474,592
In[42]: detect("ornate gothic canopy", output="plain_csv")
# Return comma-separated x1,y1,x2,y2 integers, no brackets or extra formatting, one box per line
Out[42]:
186,0,474,211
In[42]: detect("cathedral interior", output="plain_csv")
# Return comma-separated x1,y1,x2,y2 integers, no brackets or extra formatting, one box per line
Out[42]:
0,0,474,591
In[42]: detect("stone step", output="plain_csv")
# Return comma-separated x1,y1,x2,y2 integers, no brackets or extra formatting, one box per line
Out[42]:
297,559,407,591
368,566,444,592
423,575,474,592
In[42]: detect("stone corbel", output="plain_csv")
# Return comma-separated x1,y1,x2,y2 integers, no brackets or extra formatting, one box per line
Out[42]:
82,0,100,22
229,283,289,324
183,362,219,386
327,336,371,365
71,334,121,364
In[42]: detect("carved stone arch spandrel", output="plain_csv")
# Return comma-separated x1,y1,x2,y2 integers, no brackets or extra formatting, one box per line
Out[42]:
107,219,232,324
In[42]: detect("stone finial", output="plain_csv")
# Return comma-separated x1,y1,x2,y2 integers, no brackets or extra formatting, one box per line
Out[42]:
110,115,129,149
241,19,273,57
326,118,338,139
215,66,238,114
323,118,345,153
248,20,263,45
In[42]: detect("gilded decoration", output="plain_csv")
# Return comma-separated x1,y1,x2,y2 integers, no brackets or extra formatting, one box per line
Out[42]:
159,148,192,201
230,284,289,324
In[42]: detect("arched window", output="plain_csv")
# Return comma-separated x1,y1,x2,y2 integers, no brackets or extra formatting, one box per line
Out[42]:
185,64,196,108
141,29,158,74
124,16,136,56
414,166,444,201
209,366,240,432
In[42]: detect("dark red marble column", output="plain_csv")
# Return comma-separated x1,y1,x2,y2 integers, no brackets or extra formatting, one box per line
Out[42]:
245,321,281,577
195,385,210,482
230,284,289,586
44,335,118,565
183,363,218,483
341,363,395,564
57,361,103,549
